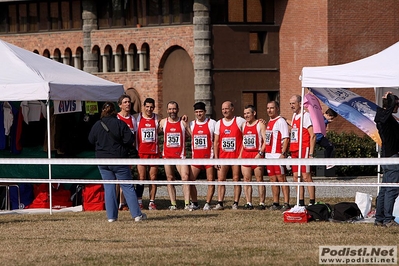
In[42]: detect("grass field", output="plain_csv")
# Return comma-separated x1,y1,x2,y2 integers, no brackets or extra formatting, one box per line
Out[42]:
0,197,397,266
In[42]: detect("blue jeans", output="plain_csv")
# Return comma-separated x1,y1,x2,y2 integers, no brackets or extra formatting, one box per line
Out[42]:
375,158,399,224
98,165,142,220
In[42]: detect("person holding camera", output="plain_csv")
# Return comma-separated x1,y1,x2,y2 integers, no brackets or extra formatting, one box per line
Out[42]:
374,91,399,227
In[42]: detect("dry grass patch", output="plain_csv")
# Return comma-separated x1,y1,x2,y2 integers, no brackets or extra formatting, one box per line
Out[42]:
0,197,397,266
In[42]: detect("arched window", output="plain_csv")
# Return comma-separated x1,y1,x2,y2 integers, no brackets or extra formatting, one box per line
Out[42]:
140,43,150,71
53,48,62,63
43,49,50,58
103,45,114,72
74,47,84,70
128,44,138,72
64,48,72,66
92,45,101,72
115,44,125,72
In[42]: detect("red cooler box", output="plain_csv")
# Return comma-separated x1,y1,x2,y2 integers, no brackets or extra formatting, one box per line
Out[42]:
283,211,311,223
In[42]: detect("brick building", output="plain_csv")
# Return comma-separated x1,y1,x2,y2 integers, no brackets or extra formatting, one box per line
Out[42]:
1,0,399,136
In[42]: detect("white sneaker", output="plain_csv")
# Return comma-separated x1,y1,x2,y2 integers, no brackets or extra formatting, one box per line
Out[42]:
189,203,199,211
108,219,117,223
168,205,178,211
213,203,224,210
134,213,147,222
326,165,335,170
232,203,238,210
203,203,211,211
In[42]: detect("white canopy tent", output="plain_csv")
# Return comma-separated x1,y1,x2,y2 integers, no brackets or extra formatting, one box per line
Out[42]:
0,39,124,212
301,41,399,89
301,41,399,198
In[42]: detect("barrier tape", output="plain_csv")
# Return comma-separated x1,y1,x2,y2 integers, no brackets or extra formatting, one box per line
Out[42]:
0,157,395,187
0,157,397,166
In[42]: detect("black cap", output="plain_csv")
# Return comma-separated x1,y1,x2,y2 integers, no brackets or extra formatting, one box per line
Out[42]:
193,102,206,111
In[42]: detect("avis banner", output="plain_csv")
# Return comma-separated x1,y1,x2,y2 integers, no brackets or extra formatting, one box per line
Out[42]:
53,100,82,115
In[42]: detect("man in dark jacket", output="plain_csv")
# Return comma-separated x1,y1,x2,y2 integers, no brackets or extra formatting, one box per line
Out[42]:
88,101,146,222
374,92,399,227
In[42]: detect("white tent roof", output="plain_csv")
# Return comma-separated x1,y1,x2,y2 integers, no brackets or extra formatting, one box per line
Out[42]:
0,39,123,101
301,41,399,88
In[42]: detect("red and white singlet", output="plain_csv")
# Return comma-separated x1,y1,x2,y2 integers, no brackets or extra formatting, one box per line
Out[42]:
136,113,159,155
117,113,136,133
191,118,215,159
162,118,186,159
242,120,262,152
217,117,243,158
290,112,312,152
265,116,289,154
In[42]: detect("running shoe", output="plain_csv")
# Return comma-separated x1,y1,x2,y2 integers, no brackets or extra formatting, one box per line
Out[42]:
168,205,178,211
213,203,224,210
244,203,254,210
148,202,157,210
203,203,211,211
257,204,266,210
280,203,291,212
269,204,281,211
139,203,144,210
232,203,239,210
134,213,147,222
189,203,200,211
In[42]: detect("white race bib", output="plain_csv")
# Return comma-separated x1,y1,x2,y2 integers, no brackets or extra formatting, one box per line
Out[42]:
193,135,207,149
243,134,256,149
222,137,236,152
166,133,181,147
141,128,156,143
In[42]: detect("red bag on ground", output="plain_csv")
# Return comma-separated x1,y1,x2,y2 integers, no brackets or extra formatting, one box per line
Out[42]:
27,184,72,209
82,184,105,211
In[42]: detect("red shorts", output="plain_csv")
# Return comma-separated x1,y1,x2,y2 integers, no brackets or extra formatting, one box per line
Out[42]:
138,153,160,167
267,165,285,176
192,165,213,170
290,148,310,173
241,150,260,169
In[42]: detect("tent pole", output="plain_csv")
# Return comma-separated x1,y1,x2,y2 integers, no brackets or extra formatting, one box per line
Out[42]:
296,88,305,206
47,100,53,215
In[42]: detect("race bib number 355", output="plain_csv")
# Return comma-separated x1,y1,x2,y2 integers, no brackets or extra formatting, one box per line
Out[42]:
222,137,236,152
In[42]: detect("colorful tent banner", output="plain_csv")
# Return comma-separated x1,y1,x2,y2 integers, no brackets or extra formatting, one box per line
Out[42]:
309,88,381,146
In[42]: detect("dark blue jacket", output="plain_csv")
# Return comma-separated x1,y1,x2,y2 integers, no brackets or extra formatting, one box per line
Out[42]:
88,115,134,158
374,94,399,157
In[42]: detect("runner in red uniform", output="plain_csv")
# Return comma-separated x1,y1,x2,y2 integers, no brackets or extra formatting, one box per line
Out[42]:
239,105,266,210
189,102,217,211
159,101,191,210
259,101,290,211
134,98,160,210
289,95,316,206
116,94,137,211
213,101,245,210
